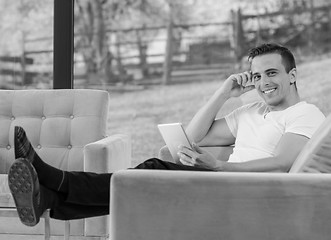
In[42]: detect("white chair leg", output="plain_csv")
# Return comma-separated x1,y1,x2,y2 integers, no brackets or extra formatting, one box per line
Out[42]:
44,211,51,240
64,220,70,240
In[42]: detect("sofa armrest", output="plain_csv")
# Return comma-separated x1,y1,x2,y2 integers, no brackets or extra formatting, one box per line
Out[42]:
158,145,233,163
84,134,131,173
110,170,331,240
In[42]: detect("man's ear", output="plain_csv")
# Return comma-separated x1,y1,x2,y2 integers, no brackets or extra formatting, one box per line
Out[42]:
289,68,297,84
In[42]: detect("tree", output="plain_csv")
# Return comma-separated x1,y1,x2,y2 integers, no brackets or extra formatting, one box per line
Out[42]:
0,0,53,86
75,0,110,88
0,0,53,52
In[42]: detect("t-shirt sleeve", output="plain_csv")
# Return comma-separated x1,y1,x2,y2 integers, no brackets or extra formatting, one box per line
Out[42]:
285,105,326,138
224,103,252,138
224,110,238,137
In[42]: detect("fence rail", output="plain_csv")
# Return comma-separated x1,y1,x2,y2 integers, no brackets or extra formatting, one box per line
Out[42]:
1,2,331,89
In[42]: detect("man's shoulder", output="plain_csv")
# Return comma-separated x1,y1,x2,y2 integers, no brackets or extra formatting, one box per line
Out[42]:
287,101,325,118
283,102,326,130
237,101,266,111
238,101,267,116
283,102,326,138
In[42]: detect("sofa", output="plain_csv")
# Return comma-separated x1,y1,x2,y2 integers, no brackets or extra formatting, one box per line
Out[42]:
0,89,131,239
109,113,331,240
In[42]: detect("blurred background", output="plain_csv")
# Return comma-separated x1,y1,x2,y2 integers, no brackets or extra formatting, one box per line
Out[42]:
0,0,330,165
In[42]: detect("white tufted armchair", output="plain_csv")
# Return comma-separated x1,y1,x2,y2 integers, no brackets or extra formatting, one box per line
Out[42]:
0,89,131,239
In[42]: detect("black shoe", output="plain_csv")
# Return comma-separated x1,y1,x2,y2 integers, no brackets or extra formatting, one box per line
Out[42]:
14,126,36,162
8,158,43,226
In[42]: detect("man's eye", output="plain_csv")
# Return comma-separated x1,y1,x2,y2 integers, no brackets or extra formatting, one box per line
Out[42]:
267,72,276,76
253,75,260,81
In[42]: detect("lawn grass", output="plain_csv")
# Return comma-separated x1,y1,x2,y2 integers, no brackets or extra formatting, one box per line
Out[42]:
107,56,331,167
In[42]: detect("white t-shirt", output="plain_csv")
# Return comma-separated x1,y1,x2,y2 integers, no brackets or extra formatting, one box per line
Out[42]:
224,101,325,163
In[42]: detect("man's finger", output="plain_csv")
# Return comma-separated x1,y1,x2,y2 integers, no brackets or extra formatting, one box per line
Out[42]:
243,71,251,86
235,75,243,86
178,145,194,156
245,71,254,86
178,153,195,166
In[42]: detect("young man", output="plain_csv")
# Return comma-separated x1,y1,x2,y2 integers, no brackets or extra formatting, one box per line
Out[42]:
8,43,325,226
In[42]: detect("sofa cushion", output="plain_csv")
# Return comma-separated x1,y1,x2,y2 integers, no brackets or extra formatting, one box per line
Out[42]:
290,114,331,173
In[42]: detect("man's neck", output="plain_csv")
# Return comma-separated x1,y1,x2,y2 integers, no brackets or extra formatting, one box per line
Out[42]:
268,93,301,112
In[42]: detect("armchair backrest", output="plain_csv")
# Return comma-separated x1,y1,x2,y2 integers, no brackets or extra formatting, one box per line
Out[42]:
0,89,109,174
289,113,331,173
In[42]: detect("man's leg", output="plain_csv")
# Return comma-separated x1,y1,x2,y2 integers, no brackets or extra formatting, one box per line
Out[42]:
9,158,110,223
134,158,214,171
11,126,214,225
14,126,68,193
8,158,66,225
62,158,213,206
14,126,113,205
14,126,211,199
11,126,112,223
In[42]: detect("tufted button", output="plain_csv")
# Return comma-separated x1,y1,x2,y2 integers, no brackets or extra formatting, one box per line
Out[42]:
41,116,46,120
37,144,41,149
6,145,11,150
11,116,15,120
70,115,74,119
67,145,72,149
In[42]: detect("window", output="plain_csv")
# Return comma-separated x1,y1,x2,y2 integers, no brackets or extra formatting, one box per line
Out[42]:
0,0,54,90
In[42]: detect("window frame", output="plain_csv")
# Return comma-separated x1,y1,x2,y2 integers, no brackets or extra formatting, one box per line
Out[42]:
53,0,74,89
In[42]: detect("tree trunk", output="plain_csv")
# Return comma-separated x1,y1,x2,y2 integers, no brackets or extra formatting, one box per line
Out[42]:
163,3,174,85
91,0,107,89
76,0,109,89
230,8,245,69
136,28,149,79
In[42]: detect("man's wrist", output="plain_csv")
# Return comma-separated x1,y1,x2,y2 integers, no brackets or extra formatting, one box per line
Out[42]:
212,89,231,104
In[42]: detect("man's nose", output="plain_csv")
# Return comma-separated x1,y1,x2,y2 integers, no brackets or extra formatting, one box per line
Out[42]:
260,75,270,86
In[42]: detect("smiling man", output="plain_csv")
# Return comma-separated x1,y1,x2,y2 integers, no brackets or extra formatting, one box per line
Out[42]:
8,43,326,226
182,43,325,171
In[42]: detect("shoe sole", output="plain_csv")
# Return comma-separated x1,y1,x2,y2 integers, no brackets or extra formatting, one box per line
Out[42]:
8,158,40,226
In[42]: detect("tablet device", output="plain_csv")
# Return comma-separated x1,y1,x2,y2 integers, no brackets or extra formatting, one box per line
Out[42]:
157,123,193,162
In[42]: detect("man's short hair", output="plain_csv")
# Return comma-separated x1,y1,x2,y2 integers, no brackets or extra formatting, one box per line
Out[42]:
248,43,296,73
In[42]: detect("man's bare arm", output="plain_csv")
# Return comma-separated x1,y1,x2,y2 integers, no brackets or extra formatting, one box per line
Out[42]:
178,132,309,172
197,118,235,146
215,132,309,172
186,72,254,145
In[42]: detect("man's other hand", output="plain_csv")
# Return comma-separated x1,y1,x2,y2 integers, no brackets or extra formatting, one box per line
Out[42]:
177,144,223,170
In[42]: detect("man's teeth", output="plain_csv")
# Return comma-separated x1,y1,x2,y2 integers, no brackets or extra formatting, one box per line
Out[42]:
263,88,276,94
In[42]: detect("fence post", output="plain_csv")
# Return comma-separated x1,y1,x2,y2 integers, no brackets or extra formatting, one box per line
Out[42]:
136,26,149,79
20,32,27,85
309,0,316,52
231,8,245,69
115,32,125,81
162,3,174,85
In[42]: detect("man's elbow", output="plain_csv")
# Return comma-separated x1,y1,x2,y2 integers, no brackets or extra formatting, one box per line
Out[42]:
274,157,294,173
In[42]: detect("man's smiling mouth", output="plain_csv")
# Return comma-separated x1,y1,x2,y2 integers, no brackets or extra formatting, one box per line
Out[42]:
263,88,277,94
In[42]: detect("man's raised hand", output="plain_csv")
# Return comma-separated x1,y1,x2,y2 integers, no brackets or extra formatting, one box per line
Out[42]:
220,71,255,98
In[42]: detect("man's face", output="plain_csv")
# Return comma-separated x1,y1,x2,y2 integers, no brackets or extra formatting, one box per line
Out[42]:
251,53,296,110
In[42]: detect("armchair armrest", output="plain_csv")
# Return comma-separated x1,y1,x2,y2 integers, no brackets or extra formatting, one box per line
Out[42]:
84,134,131,238
84,134,131,173
110,170,331,240
84,134,131,237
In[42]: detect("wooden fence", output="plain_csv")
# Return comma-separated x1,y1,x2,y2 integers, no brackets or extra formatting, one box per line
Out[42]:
1,2,331,89
107,2,331,84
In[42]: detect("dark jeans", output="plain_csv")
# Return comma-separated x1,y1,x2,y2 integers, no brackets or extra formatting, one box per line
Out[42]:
50,158,213,220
